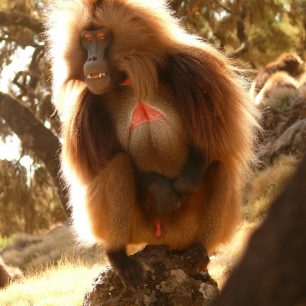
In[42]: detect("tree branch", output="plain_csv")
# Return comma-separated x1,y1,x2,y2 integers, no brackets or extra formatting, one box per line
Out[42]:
227,42,248,58
216,0,232,14
0,11,43,34
170,0,183,11
0,92,70,216
227,3,249,58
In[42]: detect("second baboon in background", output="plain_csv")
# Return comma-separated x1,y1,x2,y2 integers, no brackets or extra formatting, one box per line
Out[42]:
250,53,304,102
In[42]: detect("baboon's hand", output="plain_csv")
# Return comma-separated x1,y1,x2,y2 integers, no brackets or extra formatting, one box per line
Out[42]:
148,177,181,214
107,250,143,290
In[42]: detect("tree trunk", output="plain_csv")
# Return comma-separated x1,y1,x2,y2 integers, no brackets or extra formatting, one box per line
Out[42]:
24,193,35,234
0,92,70,216
212,155,306,306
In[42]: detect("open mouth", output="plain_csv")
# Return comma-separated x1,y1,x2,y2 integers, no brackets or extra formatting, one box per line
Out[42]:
86,72,108,80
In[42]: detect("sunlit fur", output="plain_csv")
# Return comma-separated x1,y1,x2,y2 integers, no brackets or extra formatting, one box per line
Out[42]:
46,0,258,254
255,72,300,107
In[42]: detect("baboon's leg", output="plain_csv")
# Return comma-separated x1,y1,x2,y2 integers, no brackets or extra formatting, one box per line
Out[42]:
85,152,142,288
196,161,241,254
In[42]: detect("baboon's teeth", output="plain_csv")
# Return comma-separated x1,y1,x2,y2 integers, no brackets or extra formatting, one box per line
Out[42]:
87,72,107,80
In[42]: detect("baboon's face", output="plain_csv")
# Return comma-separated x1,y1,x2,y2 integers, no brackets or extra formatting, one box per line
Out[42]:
81,27,126,95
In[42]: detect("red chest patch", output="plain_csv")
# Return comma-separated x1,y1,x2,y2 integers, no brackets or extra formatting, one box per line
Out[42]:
131,102,166,129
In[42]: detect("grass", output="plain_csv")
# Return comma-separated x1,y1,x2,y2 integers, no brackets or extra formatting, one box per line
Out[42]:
2,225,104,271
0,236,11,250
244,155,298,221
0,222,256,305
0,260,105,306
0,221,258,305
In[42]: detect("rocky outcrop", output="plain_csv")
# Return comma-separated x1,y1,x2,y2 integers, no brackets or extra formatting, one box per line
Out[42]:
257,95,306,166
83,246,218,306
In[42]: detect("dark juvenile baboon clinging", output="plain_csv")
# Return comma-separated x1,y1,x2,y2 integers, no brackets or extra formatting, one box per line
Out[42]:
46,0,257,288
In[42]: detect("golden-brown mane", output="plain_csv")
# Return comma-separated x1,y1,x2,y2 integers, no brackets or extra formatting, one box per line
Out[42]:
46,0,257,180
46,0,211,104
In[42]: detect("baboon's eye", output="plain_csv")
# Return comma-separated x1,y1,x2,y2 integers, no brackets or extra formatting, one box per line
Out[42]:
83,32,93,41
96,31,105,40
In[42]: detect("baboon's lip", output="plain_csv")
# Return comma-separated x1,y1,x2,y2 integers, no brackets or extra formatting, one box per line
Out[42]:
86,72,107,80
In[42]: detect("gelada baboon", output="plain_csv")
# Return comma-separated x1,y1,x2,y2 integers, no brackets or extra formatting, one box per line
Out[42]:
250,53,304,100
46,0,257,288
254,72,300,107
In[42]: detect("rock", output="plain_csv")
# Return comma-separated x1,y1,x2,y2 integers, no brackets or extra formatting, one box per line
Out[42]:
257,95,306,166
212,154,306,306
83,246,218,306
274,119,306,154
299,74,306,98
258,119,306,165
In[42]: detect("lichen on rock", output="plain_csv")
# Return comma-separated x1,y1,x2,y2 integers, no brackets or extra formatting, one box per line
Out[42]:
83,245,218,306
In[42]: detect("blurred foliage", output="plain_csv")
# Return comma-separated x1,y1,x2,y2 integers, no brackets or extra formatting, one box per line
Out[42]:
0,0,64,235
0,235,11,249
0,159,65,235
0,0,59,139
244,155,298,222
0,0,305,235
172,0,305,66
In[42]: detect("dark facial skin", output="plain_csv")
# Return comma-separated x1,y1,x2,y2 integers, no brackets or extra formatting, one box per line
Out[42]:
81,28,124,95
